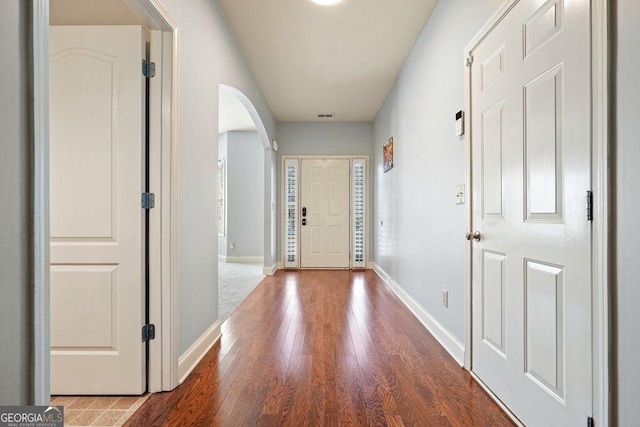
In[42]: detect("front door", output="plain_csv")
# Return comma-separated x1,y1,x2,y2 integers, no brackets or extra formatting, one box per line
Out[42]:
470,0,592,425
300,159,350,268
50,25,146,395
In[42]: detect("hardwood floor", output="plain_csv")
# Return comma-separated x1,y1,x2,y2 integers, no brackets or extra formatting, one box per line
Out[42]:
126,270,514,426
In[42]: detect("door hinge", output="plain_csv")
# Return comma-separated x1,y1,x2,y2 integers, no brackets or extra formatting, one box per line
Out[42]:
586,191,593,221
465,55,474,67
142,59,156,78
142,192,155,209
142,324,156,342
587,416,594,427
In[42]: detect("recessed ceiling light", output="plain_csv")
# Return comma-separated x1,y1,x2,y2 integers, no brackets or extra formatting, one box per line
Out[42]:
311,0,344,6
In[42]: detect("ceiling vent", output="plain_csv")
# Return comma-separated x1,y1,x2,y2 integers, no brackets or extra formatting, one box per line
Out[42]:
317,113,334,118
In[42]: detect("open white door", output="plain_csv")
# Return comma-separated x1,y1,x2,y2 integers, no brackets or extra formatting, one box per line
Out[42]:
50,26,146,395
300,159,350,268
469,0,592,425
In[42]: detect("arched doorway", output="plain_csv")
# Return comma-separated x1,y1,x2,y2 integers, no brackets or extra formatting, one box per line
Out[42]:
217,85,275,321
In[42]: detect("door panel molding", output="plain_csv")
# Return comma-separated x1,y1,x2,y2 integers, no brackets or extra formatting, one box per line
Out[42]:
300,158,350,268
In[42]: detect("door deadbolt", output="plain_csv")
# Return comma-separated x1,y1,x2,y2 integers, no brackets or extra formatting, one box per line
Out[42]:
465,231,481,242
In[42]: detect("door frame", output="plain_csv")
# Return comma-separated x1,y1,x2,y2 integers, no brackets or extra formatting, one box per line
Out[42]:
461,0,610,425
32,0,181,403
280,155,370,270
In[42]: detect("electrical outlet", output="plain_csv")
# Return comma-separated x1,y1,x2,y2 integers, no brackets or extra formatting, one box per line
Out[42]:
442,290,449,307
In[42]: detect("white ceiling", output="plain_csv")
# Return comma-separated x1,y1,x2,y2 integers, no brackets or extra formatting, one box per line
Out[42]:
217,0,438,122
219,87,258,134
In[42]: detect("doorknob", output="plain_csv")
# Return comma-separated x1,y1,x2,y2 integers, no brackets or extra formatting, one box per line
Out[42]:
465,231,481,242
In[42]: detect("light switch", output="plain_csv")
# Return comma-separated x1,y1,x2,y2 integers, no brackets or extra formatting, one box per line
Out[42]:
456,184,465,205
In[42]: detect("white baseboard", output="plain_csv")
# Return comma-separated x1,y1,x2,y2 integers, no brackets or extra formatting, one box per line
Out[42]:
222,256,264,264
371,263,465,365
272,261,370,270
178,320,221,384
263,263,277,275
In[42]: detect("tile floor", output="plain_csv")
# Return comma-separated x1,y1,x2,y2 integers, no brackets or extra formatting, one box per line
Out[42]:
51,395,149,426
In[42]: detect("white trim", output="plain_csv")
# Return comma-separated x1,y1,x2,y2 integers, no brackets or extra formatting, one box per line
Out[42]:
32,0,51,406
276,262,284,270
263,264,278,275
123,0,178,31
590,0,611,425
372,263,465,365
167,23,181,393
221,256,264,264
463,0,611,424
147,28,163,394
470,372,524,426
463,47,473,371
465,0,519,55
177,320,221,384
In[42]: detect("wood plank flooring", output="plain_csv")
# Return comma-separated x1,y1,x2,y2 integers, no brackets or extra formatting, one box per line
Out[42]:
126,270,513,426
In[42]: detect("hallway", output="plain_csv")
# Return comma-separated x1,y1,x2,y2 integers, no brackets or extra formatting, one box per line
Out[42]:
126,270,513,426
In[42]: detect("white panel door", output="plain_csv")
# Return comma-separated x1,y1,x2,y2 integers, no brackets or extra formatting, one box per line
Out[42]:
300,159,350,268
470,0,592,425
50,26,146,395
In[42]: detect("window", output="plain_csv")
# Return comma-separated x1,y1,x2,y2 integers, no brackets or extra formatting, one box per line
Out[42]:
284,159,298,268
217,159,225,236
352,159,366,268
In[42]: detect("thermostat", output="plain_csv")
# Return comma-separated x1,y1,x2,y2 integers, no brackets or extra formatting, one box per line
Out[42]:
455,110,464,137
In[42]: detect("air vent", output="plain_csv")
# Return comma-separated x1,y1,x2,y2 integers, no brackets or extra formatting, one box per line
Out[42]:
317,113,334,118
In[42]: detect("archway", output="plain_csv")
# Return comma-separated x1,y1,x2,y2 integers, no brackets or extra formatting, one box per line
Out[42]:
217,84,275,321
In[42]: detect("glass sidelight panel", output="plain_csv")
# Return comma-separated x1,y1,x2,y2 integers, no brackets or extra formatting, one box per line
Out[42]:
352,159,366,268
284,159,299,268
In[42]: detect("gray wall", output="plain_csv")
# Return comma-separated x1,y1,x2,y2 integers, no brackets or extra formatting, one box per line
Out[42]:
0,0,33,405
159,0,276,355
614,0,640,424
224,131,264,259
372,0,502,342
275,122,373,263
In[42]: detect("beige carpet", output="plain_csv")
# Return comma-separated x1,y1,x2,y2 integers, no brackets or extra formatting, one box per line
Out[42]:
218,262,265,322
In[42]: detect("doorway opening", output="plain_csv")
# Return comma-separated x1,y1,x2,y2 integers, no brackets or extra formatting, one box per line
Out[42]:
217,85,271,322
33,0,180,412
282,156,368,270
462,0,610,425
